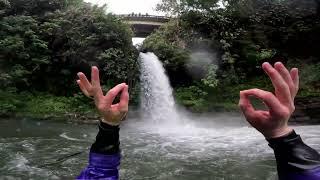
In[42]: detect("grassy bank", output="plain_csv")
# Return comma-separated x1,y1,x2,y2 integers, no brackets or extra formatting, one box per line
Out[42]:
1,75,319,119
0,90,97,121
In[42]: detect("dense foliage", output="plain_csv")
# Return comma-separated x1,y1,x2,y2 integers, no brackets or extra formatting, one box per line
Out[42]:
1,0,320,117
145,0,320,111
0,0,139,117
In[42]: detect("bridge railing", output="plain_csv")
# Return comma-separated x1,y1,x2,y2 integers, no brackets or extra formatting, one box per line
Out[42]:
117,13,169,18
116,13,170,22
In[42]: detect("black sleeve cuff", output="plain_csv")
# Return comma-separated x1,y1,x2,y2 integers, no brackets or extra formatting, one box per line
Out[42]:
90,120,120,155
267,130,299,149
267,130,320,173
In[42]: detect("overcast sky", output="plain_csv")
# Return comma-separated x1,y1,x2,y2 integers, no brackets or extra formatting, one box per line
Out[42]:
84,0,163,15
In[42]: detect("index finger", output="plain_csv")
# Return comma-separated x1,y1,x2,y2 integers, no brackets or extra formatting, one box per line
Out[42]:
241,88,282,113
104,83,127,107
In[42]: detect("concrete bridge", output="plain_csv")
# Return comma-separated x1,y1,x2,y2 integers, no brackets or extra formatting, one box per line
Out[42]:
118,14,170,37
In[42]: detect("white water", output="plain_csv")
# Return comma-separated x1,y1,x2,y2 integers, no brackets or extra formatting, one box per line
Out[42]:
139,52,180,123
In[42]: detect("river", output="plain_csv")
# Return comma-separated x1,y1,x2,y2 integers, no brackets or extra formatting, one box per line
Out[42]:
1,53,319,179
1,117,319,180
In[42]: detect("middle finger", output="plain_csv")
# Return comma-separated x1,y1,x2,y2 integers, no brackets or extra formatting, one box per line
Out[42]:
274,62,295,99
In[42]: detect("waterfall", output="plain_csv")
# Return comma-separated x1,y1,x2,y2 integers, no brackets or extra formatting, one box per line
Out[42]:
139,52,180,123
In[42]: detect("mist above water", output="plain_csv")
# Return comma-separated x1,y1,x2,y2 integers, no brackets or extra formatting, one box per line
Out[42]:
186,51,219,80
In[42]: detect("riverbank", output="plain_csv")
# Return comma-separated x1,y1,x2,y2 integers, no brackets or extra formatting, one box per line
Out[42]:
1,90,319,125
0,90,95,122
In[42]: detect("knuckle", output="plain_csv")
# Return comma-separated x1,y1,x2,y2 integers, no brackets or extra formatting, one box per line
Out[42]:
277,80,288,88
88,87,93,93
279,108,290,118
290,105,296,113
289,85,295,92
97,105,105,111
263,92,273,99
108,90,117,97
238,102,245,108
269,69,277,76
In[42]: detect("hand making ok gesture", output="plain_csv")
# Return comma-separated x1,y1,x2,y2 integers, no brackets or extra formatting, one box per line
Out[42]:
239,62,299,138
77,66,129,126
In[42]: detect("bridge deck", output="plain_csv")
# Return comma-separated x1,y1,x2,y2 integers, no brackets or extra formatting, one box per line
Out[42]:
117,14,170,23
116,14,171,37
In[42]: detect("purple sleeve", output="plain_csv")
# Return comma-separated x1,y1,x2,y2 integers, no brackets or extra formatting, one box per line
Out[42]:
282,167,320,180
267,130,320,180
77,152,120,180
77,121,121,180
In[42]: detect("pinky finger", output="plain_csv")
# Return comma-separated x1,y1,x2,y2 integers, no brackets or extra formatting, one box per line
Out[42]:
290,68,299,97
77,80,91,98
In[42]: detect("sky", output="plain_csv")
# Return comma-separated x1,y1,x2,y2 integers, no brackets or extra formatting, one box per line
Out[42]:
84,0,163,15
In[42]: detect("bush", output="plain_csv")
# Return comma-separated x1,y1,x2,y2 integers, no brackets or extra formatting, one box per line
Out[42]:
0,89,24,117
0,90,95,119
175,86,209,112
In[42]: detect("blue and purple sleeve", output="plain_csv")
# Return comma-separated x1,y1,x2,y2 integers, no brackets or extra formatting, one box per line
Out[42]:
77,121,121,180
267,130,320,180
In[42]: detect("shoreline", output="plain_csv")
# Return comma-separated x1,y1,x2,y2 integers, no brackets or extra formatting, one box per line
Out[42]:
1,98,319,126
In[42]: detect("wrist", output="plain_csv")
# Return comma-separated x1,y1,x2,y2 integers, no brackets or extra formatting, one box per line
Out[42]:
99,119,120,129
91,120,120,154
101,117,121,126
264,126,293,139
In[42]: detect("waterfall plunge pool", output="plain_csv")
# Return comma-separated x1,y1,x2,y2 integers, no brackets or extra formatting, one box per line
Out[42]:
0,117,320,180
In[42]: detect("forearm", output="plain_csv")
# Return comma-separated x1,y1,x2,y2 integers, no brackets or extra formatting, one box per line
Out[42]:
77,121,121,180
91,121,120,154
267,130,320,180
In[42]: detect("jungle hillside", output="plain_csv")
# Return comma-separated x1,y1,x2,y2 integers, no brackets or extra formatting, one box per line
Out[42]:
1,0,320,123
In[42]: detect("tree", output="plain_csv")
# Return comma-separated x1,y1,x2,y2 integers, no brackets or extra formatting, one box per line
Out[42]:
0,15,49,89
0,0,139,95
156,0,220,15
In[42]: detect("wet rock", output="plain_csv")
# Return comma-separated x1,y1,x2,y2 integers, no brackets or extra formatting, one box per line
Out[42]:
291,97,320,125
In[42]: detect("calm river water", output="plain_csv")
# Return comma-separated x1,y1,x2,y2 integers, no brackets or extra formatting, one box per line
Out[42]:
0,116,319,180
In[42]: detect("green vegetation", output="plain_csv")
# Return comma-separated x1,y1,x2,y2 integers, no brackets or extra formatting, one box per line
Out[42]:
0,89,97,120
144,0,320,112
1,0,320,118
0,0,139,118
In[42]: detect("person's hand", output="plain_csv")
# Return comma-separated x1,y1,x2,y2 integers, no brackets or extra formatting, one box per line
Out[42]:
239,62,299,138
76,66,129,126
